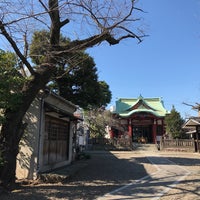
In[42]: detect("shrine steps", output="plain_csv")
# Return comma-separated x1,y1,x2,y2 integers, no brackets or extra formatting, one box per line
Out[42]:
133,143,159,152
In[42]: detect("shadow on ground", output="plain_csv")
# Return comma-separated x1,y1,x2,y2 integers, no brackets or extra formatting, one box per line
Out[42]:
1,151,150,200
2,152,200,199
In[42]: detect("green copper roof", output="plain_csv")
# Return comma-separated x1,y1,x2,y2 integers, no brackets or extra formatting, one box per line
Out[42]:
115,96,168,117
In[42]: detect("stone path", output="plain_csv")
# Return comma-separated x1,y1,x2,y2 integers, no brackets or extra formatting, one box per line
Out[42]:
97,154,191,200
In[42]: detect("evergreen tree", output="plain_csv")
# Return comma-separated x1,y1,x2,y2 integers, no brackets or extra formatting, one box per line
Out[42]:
0,50,26,123
55,52,111,109
0,49,26,170
30,30,112,109
165,105,185,139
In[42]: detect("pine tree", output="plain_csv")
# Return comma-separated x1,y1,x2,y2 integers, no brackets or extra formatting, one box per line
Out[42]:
165,105,185,139
30,30,112,109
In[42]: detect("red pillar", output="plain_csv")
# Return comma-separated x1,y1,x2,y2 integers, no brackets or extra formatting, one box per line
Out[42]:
128,119,132,138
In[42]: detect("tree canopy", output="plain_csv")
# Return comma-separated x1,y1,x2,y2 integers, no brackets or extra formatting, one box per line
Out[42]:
30,30,112,109
55,64,112,109
165,106,185,139
84,108,113,138
0,50,26,122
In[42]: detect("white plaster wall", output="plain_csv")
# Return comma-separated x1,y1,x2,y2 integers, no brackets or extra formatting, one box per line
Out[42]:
16,97,41,180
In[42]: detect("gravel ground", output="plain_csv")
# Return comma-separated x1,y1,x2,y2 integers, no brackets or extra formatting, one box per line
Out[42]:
158,152,200,200
1,151,200,200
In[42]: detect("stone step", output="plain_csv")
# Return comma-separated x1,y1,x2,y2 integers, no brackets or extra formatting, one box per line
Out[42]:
133,143,159,152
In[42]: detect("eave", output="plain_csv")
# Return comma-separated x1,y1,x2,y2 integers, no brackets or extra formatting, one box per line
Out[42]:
118,109,165,118
183,117,200,128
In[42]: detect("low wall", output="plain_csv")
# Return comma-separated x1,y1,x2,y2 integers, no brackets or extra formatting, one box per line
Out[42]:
160,139,195,152
88,138,133,151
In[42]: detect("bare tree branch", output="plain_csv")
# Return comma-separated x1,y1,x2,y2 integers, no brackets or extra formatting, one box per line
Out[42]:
38,0,49,13
48,0,61,46
106,0,136,31
60,18,70,27
50,31,110,57
183,102,194,107
68,1,105,31
2,11,48,27
0,21,35,75
183,102,200,111
116,25,148,43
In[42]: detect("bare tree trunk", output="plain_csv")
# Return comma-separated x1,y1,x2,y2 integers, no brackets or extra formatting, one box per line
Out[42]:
0,67,54,189
0,120,26,188
0,0,60,189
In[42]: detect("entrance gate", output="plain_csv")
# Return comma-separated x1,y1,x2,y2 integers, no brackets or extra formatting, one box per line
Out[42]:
132,125,153,143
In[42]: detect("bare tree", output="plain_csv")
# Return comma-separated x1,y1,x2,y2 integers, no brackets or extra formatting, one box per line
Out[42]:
0,0,145,188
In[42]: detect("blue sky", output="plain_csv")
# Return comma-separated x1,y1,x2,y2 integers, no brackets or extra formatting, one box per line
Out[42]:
87,0,200,118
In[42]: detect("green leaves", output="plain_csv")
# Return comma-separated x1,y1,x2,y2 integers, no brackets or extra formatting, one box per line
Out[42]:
165,106,185,139
56,53,112,109
30,30,51,65
30,30,112,109
85,109,112,138
0,50,26,122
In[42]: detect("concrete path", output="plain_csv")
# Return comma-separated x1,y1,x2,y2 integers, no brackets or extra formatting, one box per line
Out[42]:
97,154,190,200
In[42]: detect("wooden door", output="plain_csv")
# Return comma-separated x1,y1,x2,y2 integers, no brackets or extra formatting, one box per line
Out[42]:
43,115,70,165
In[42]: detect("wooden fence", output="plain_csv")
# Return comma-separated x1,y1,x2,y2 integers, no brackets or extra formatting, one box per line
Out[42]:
160,139,197,152
88,137,133,151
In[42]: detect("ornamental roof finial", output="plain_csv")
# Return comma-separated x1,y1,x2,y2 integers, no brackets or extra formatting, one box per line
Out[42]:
139,94,143,99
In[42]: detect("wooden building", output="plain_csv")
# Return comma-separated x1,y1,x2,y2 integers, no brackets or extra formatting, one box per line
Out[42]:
112,96,168,143
183,117,200,152
16,90,80,180
182,104,200,152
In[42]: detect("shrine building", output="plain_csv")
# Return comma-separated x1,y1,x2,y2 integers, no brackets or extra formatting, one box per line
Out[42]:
112,95,169,143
